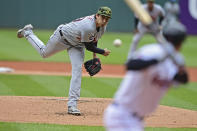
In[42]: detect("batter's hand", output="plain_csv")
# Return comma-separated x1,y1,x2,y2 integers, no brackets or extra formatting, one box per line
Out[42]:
173,66,189,84
103,48,111,56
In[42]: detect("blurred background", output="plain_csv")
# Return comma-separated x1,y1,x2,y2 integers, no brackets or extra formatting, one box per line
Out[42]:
0,0,179,32
1,0,197,34
0,1,197,130
0,0,196,65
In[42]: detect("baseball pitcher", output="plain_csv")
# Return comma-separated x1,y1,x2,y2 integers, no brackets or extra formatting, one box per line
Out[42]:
17,6,112,116
128,0,165,59
104,21,188,131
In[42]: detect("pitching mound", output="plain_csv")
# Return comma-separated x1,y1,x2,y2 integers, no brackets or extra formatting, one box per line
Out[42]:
0,96,197,127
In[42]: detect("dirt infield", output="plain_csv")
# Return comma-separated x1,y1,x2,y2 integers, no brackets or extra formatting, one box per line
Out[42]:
0,61,197,128
0,96,197,128
0,61,197,81
0,61,125,78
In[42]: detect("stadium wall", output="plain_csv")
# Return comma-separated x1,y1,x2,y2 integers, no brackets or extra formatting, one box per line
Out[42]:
0,0,168,32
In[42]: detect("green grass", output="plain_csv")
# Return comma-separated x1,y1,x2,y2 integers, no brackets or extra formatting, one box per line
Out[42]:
146,128,197,131
0,122,196,131
0,122,104,131
0,74,120,98
161,83,197,111
0,28,196,130
0,74,197,111
0,29,197,66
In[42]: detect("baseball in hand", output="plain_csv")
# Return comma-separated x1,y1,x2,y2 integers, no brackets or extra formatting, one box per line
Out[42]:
113,39,122,47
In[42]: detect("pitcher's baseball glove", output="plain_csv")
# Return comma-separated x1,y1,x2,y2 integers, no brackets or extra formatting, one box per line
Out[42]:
84,58,101,76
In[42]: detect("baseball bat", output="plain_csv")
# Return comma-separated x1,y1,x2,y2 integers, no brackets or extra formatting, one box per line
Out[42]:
124,0,152,25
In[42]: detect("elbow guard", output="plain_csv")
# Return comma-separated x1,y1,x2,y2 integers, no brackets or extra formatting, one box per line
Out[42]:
126,59,158,70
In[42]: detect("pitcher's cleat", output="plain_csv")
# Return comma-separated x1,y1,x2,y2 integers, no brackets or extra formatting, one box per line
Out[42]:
17,24,33,38
68,106,81,116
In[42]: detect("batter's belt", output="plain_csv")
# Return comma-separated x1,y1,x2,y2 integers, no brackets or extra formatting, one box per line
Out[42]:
112,102,144,121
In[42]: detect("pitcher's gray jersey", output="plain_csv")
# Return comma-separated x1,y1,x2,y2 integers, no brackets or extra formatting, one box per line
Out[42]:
61,15,106,47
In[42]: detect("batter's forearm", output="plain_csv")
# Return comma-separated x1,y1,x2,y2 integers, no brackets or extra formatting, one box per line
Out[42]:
126,59,158,70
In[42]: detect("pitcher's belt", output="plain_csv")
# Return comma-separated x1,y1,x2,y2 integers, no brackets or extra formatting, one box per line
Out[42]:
59,30,69,43
59,30,83,49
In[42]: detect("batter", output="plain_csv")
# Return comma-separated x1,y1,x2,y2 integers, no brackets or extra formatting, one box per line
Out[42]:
104,21,188,131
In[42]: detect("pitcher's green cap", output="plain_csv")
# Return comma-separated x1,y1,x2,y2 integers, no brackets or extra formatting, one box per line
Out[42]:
97,6,112,18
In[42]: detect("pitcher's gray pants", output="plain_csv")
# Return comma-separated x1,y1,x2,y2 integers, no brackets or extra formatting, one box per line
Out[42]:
23,25,84,108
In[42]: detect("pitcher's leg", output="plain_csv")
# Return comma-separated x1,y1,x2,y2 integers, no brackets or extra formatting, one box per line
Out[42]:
67,47,84,108
43,30,67,57
18,24,67,58
20,27,46,57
